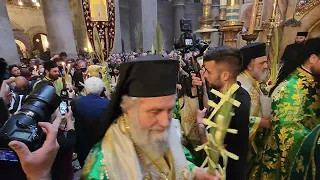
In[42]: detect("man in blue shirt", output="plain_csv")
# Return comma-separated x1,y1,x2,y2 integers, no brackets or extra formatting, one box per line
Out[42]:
71,77,109,166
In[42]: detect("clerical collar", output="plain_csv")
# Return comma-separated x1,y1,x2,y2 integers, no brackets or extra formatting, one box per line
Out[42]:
44,76,55,82
300,65,313,76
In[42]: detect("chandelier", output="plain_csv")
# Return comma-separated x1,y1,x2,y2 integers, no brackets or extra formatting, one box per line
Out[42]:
17,0,40,8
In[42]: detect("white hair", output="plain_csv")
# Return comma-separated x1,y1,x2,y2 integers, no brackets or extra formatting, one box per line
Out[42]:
84,77,105,95
120,95,138,112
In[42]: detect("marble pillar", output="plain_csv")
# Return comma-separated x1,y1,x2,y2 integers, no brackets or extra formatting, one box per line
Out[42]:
141,0,157,51
113,0,123,53
173,0,186,40
211,0,220,47
70,0,88,53
129,0,157,52
0,0,20,65
42,0,77,57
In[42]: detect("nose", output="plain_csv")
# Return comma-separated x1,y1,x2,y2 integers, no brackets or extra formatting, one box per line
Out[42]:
157,112,171,128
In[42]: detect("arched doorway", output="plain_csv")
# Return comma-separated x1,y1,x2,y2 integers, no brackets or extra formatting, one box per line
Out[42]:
309,20,320,38
32,33,49,55
15,39,28,59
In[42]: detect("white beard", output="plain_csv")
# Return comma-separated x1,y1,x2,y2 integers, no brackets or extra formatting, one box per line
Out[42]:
127,114,171,160
257,70,268,82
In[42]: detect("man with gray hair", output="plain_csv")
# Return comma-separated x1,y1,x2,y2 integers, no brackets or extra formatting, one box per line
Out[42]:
71,77,109,166
84,77,107,96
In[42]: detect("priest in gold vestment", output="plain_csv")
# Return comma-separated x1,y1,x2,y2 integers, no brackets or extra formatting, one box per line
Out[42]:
237,42,272,175
248,37,320,180
81,56,219,180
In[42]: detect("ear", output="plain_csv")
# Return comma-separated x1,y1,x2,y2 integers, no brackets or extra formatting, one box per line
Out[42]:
247,60,254,70
309,54,318,64
45,70,49,74
221,71,230,81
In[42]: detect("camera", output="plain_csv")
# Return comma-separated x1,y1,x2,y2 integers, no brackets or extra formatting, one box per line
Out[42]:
0,82,60,153
174,18,209,54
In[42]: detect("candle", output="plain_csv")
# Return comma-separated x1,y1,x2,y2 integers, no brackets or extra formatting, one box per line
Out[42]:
67,64,71,75
220,0,227,6
248,0,259,34
61,62,66,78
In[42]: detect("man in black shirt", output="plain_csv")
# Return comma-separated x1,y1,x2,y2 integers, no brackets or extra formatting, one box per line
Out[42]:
281,32,308,64
193,46,251,180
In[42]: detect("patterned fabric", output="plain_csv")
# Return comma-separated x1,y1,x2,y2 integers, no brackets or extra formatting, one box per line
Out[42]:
248,67,320,180
173,100,181,120
289,124,320,180
175,96,204,166
82,0,115,56
81,141,108,180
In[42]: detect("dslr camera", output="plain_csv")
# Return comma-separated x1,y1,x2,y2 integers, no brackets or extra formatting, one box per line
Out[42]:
174,19,209,54
0,82,60,162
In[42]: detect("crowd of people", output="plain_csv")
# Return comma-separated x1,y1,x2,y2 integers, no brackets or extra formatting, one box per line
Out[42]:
0,31,319,180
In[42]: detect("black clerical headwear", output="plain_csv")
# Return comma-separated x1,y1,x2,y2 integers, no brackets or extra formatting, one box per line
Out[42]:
101,55,179,130
297,32,308,37
299,37,320,61
240,42,266,72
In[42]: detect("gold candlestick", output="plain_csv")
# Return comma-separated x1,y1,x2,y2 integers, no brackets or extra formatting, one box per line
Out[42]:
220,0,243,47
266,0,278,46
195,0,218,44
248,0,259,34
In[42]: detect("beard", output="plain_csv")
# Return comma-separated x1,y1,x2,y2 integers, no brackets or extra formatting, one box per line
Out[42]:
48,73,59,81
206,77,223,91
127,114,170,159
257,70,268,82
311,67,320,76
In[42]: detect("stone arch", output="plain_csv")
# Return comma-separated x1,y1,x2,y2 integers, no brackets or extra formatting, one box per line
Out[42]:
15,40,28,58
25,26,47,43
295,5,320,33
13,31,32,57
309,20,320,38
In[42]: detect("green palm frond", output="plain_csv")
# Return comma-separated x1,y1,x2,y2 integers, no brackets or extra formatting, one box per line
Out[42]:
93,27,104,62
93,27,112,97
155,23,163,55
134,24,143,53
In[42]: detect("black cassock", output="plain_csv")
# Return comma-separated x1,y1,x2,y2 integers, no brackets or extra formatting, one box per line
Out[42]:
214,86,250,180
281,42,304,64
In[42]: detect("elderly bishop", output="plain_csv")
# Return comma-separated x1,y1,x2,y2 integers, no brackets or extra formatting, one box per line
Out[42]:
237,42,272,175
81,56,219,180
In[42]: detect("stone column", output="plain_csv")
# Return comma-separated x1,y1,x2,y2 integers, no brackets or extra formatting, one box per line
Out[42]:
0,0,20,65
42,0,77,57
70,0,88,53
129,0,157,52
141,0,157,51
211,0,220,47
113,0,122,53
173,0,185,40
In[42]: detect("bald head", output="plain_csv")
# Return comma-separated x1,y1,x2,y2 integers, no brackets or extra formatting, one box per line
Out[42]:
15,76,29,91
